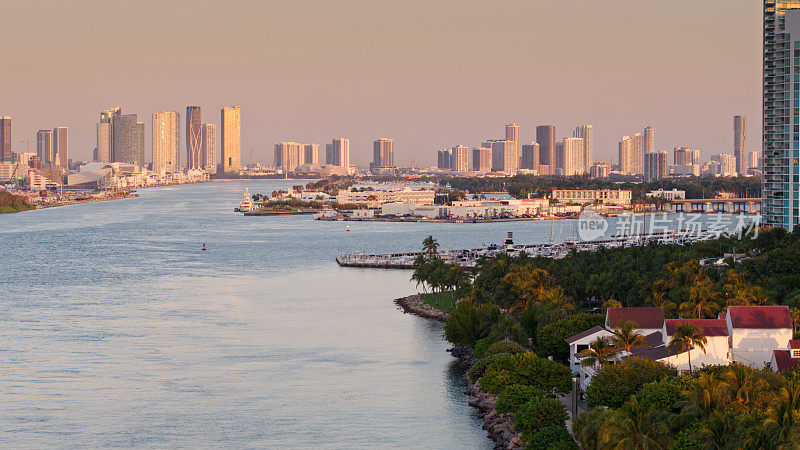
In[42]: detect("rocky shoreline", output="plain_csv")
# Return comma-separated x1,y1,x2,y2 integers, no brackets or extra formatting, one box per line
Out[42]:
395,295,523,449
394,294,449,321
449,346,525,450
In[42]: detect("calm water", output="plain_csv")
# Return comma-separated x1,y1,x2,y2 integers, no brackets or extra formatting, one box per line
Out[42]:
0,181,753,448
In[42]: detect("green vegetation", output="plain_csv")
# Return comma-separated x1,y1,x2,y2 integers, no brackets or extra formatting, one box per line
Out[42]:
420,291,457,312
0,191,34,213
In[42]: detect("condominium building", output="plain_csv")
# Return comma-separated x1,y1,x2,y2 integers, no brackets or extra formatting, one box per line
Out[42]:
372,138,394,170
557,137,585,176
96,107,121,162
326,138,350,167
590,162,611,179
749,150,761,170
763,1,800,229
304,144,319,165
734,115,747,176
573,125,593,173
0,116,10,162
644,151,668,181
520,142,539,171
274,142,304,171
644,126,655,154
36,129,53,165
451,145,469,172
113,114,145,166
186,106,202,170
152,111,181,174
221,106,241,172
618,133,645,175
52,127,68,167
506,123,519,168
201,123,216,172
472,147,492,173
673,147,701,166
437,149,452,170
486,139,517,172
536,125,555,175
711,153,737,177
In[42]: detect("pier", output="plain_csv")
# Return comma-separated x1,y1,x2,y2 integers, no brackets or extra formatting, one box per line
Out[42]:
336,230,721,269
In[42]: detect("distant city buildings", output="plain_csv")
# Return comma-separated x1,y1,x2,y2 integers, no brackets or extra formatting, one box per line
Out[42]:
485,139,516,172
734,115,747,176
326,138,350,168
221,106,241,172
618,133,644,175
644,151,668,181
371,138,394,171
557,137,585,176
53,127,68,167
96,107,121,162
573,125,593,173
304,144,319,166
520,142,539,172
536,125,556,175
36,129,53,165
0,116,10,162
152,111,181,174
274,142,304,171
590,162,611,178
201,124,216,173
186,106,202,170
711,153,737,177
437,146,469,172
506,123,519,170
472,147,492,173
113,114,145,166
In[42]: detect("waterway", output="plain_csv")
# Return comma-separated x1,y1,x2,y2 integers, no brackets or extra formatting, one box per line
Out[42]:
0,180,754,447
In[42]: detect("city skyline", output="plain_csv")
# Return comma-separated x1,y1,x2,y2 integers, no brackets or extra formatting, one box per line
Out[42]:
0,0,762,167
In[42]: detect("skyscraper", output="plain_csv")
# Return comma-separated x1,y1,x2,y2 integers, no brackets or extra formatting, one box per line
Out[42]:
644,151,668,181
472,147,492,173
372,138,394,169
274,142,304,170
734,115,747,176
113,114,145,166
486,139,516,172
152,111,181,174
644,126,655,154
437,149,452,170
573,125,593,173
36,129,53,165
221,106,241,172
506,123,519,168
521,142,539,171
451,145,469,172
326,138,350,168
763,1,800,229
536,125,555,175
202,124,217,173
618,132,645,175
0,116,11,162
673,147,701,166
558,137,584,176
186,106,202,170
711,153,737,177
304,144,319,165
52,127,68,167
97,107,120,162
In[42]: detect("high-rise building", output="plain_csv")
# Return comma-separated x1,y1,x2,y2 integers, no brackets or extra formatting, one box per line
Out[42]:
97,107,121,163
673,147,701,166
734,115,747,176
486,139,517,172
186,106,202,170
472,147,492,173
451,145,469,172
36,129,53,165
506,123,520,167
326,138,350,167
536,125,555,175
52,127,68,167
221,106,241,172
711,153,737,177
644,126,655,154
573,125,593,173
201,124,216,173
590,162,611,178
618,133,645,175
152,111,181,174
749,150,761,170
437,149,452,170
557,137,584,176
0,117,10,162
644,151,668,181
372,138,394,169
304,144,319,165
763,1,800,229
521,142,539,171
113,114,145,166
274,142,304,171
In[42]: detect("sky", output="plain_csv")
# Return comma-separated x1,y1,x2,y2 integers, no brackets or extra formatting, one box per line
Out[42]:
0,0,763,168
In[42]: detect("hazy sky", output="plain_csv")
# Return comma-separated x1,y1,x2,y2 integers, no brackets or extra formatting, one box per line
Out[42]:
0,0,762,168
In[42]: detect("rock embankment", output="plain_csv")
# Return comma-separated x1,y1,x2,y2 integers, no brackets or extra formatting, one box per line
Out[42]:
449,347,524,450
394,294,448,322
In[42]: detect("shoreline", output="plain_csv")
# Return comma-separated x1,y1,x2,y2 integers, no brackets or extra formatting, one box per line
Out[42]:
394,295,523,449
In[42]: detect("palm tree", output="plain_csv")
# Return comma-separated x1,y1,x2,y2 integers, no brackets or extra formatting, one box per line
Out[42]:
422,235,439,259
602,396,672,449
579,336,619,368
667,323,707,373
612,321,650,355
537,286,576,324
679,373,730,418
697,411,744,449
765,379,800,443
722,363,768,411
791,308,800,335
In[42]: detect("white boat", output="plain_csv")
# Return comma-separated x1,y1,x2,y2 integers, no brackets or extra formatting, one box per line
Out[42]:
236,188,255,212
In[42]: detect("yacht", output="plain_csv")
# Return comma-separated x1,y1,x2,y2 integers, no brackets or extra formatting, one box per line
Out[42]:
236,188,255,212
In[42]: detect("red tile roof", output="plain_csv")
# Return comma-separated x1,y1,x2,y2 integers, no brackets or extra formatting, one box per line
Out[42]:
791,340,800,350
565,326,608,344
773,350,800,372
727,306,792,329
606,307,665,329
665,319,729,337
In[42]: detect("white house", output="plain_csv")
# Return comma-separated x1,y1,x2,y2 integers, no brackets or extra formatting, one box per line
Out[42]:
771,340,800,372
727,305,793,368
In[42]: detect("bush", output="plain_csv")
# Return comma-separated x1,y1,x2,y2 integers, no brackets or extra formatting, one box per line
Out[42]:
536,313,605,362
478,353,572,395
444,302,481,346
585,358,677,408
469,352,515,380
525,425,575,450
572,407,616,450
485,340,526,358
473,337,495,360
513,397,569,438
635,377,685,412
495,384,547,414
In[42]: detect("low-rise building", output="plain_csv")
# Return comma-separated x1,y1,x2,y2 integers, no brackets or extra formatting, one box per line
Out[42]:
551,189,632,206
648,189,686,200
